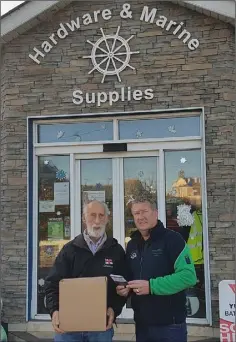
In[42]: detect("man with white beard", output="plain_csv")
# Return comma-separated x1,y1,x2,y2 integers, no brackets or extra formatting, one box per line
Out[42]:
45,200,127,342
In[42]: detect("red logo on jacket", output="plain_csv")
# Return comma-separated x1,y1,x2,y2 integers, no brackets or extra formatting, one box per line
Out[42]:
104,258,113,267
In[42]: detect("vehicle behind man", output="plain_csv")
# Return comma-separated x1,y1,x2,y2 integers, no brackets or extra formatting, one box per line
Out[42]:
117,197,197,342
45,200,127,342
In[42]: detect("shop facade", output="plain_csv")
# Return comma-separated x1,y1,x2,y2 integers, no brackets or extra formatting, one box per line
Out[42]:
1,0,235,336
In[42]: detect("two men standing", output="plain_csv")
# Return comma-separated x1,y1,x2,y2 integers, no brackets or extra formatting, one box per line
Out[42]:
45,198,197,342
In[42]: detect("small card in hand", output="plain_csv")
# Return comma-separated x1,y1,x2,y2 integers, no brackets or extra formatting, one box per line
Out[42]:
110,274,128,286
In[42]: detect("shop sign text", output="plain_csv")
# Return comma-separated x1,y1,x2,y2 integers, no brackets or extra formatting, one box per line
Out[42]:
72,87,154,107
29,3,200,65
28,3,200,107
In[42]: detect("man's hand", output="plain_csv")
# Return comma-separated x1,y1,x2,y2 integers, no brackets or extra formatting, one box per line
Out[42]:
116,285,130,297
52,310,64,334
106,307,115,330
127,280,150,295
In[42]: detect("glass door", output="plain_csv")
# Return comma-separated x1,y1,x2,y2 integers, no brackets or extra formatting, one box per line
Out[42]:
79,158,114,237
75,152,159,319
119,154,159,319
122,156,159,247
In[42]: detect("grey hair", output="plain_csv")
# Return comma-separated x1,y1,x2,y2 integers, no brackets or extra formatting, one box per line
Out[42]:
83,200,110,216
129,196,157,210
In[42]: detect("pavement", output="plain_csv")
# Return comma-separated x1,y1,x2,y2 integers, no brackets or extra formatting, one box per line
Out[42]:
8,331,220,342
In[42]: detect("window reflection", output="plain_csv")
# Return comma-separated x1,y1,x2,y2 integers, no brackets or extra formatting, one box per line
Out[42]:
37,155,70,314
123,157,158,309
165,150,205,319
80,159,113,237
38,121,113,143
119,116,200,140
123,157,158,246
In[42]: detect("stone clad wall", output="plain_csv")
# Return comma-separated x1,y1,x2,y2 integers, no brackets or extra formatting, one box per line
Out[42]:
1,0,235,325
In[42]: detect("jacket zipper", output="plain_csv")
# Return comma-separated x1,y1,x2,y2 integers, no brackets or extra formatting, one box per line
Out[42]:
139,256,143,279
139,242,146,279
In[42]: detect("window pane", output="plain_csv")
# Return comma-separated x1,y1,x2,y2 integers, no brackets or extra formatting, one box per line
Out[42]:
37,155,70,314
165,150,206,318
123,157,158,246
80,159,113,237
123,157,158,309
38,121,113,143
119,116,200,140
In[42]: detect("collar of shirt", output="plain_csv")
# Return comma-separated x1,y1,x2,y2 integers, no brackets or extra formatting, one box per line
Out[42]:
83,230,107,255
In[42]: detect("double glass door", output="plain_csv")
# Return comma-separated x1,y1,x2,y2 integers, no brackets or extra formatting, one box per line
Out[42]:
35,149,208,322
75,152,159,318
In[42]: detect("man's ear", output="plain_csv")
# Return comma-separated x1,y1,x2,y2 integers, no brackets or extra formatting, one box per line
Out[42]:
104,215,109,225
82,214,86,223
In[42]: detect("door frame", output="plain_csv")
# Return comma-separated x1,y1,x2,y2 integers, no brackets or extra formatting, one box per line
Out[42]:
31,139,211,324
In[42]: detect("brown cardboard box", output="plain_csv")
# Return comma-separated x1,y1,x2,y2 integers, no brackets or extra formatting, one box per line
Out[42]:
59,277,107,332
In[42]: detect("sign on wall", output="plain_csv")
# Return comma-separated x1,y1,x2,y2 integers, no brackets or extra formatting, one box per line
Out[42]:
28,3,200,107
219,280,235,342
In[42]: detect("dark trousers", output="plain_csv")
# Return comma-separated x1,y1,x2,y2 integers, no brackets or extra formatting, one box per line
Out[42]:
136,322,187,342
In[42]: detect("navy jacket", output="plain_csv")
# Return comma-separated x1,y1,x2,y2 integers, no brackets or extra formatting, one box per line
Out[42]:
126,220,196,326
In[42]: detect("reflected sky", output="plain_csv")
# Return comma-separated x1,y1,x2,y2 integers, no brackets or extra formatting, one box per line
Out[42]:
78,152,201,191
124,157,157,185
119,116,200,140
38,121,113,143
39,152,201,192
39,156,70,179
81,159,112,185
80,157,158,186
38,116,201,143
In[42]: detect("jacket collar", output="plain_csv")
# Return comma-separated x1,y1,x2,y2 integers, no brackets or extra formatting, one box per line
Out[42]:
130,220,167,241
72,233,118,250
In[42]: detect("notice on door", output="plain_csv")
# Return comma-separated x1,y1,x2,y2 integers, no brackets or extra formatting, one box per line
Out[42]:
219,280,235,342
54,182,70,205
83,191,105,203
39,200,55,213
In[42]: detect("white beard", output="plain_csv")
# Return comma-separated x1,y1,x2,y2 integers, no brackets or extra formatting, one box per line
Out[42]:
87,224,106,239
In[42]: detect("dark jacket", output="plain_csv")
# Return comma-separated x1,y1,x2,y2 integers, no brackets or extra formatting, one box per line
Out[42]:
126,220,197,326
45,234,127,319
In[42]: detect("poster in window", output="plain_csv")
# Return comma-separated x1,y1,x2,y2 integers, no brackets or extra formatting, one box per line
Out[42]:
83,191,105,203
39,245,58,268
48,217,64,240
64,216,71,239
39,200,55,213
54,182,70,205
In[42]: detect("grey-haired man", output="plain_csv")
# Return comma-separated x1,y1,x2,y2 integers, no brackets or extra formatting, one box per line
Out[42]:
45,200,127,342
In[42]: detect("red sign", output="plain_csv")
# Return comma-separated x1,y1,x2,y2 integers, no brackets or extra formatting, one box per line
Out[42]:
229,284,236,294
220,319,235,342
219,280,235,342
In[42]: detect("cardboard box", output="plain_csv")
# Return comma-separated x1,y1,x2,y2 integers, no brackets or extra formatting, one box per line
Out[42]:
59,277,107,332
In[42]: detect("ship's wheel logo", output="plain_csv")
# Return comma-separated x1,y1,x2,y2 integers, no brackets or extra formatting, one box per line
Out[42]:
83,26,139,83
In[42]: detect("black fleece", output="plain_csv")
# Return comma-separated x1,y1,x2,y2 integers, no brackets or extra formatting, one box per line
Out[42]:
45,234,127,318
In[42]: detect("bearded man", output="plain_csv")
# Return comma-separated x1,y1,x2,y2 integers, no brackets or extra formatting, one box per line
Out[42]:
45,200,127,342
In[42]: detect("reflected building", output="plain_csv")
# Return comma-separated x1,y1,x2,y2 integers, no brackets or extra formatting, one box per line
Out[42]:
168,170,201,207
